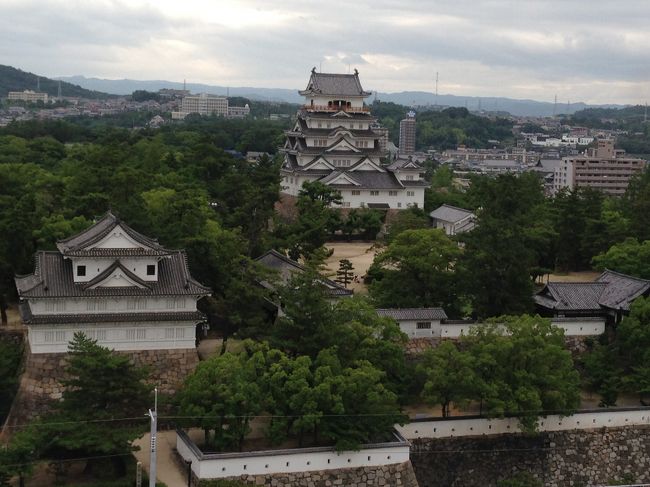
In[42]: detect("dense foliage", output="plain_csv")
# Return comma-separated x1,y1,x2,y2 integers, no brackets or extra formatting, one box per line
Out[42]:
370,101,514,149
418,316,580,431
0,64,110,99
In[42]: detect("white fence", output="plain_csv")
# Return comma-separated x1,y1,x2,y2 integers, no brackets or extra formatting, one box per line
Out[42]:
438,317,606,339
176,429,411,479
397,408,650,440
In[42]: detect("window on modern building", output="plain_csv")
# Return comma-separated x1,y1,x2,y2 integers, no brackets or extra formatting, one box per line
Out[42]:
147,264,156,276
77,265,86,277
416,322,432,329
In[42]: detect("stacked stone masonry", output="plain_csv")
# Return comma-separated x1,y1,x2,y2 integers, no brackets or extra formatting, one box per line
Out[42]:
196,461,420,487
411,426,650,487
7,346,199,427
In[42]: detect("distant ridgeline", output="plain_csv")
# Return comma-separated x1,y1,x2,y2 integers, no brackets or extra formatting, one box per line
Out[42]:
0,65,111,99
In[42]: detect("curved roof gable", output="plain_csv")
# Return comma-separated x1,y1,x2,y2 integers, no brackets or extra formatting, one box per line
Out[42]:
299,68,371,97
56,212,169,255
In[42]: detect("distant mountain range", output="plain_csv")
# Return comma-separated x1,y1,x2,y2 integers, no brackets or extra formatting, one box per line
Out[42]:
55,75,626,117
0,64,625,117
0,65,110,100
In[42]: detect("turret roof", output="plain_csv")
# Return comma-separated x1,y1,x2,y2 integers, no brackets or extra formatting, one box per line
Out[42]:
299,68,371,97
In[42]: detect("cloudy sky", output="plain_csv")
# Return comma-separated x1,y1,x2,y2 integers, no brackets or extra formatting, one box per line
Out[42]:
2,0,649,104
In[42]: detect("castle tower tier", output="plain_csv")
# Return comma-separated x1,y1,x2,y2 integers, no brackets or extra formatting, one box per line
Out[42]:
280,68,427,210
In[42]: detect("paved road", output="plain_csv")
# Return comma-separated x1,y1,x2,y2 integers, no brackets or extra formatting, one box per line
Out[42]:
133,430,188,487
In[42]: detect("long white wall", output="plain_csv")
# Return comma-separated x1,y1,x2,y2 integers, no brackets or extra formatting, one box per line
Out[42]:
28,322,197,353
397,408,650,440
177,430,410,479
421,318,606,339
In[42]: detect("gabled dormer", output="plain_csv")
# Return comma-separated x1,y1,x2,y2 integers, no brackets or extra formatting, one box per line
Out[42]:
325,136,361,153
57,212,172,284
83,261,151,290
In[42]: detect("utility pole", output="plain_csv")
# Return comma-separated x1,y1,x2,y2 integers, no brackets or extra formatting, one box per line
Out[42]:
148,388,158,487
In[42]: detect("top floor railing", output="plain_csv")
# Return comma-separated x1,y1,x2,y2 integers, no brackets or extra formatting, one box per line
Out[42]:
302,104,370,113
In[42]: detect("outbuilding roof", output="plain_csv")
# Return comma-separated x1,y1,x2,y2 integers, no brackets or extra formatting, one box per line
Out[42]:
376,308,448,321
255,250,352,297
429,204,475,224
534,269,650,313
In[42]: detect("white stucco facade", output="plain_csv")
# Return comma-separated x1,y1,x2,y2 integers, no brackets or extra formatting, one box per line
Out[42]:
27,322,197,353
15,212,211,354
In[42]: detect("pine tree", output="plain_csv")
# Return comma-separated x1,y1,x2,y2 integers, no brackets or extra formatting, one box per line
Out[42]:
335,259,354,288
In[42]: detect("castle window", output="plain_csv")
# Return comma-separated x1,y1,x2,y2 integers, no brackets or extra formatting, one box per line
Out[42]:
370,191,379,196
407,191,415,197
417,322,432,329
389,191,398,196
147,265,156,276
77,265,86,277
351,190,361,196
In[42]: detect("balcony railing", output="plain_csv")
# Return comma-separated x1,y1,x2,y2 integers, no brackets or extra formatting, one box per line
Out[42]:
302,104,370,113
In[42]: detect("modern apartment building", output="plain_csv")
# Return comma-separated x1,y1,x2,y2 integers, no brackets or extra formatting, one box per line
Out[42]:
8,90,48,103
399,111,416,155
552,139,647,196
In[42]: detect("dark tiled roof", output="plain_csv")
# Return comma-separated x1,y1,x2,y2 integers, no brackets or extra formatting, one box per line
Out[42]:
376,308,448,321
56,212,168,254
534,282,607,311
64,248,172,257
429,204,475,223
320,171,404,189
15,251,211,298
301,110,377,121
386,159,423,170
299,70,370,97
596,269,650,310
255,250,352,297
534,270,650,312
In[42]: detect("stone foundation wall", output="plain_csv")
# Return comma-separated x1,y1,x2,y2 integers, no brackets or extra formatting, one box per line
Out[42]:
195,461,420,487
411,426,650,487
5,347,199,429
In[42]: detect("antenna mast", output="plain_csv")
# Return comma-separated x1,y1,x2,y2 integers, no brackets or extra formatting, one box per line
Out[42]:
435,71,439,106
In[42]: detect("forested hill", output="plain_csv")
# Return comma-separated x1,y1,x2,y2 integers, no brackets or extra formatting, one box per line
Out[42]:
371,101,514,149
0,65,111,99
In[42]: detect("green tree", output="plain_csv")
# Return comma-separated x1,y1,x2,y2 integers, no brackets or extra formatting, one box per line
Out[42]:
335,259,354,288
0,338,23,423
592,238,650,278
465,316,580,432
460,174,544,317
277,181,341,259
418,341,479,417
616,297,650,402
41,333,151,475
369,228,462,316
385,207,430,241
623,166,650,241
177,350,264,452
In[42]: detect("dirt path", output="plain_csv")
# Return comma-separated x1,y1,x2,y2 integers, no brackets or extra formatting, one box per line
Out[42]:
134,430,186,487
324,241,380,294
